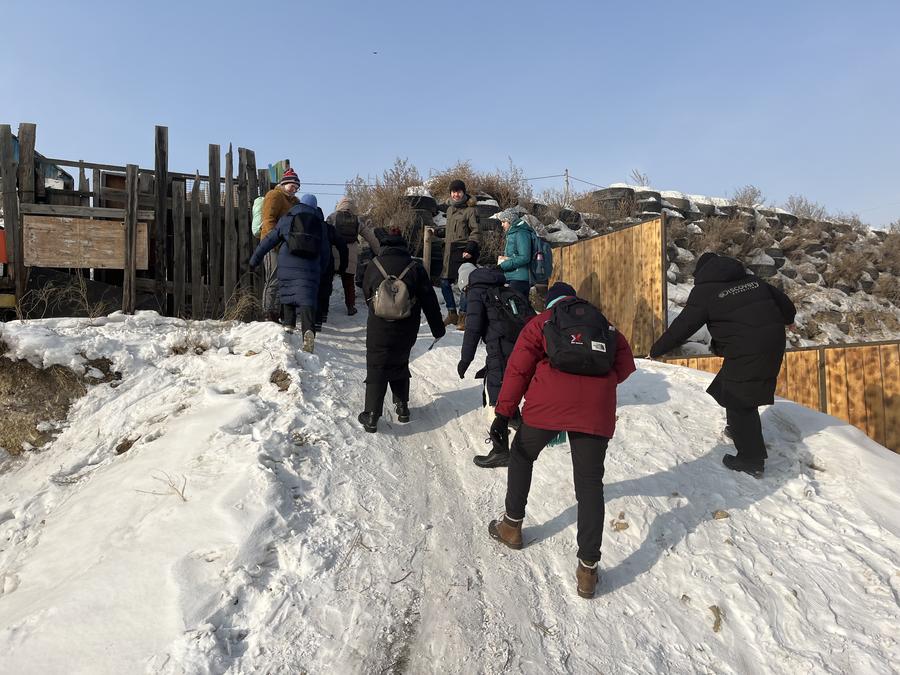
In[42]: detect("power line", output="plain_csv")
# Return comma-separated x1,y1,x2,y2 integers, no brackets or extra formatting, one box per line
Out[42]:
569,175,606,189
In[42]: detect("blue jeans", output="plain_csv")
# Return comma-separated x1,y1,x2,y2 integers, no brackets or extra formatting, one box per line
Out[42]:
440,277,456,311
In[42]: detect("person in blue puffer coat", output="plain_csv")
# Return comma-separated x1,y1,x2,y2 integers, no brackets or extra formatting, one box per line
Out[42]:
250,193,330,353
496,209,533,298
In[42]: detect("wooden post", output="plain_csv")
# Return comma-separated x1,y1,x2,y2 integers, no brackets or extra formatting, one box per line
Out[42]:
92,168,102,207
191,173,203,318
16,123,36,204
172,181,186,317
123,164,139,314
0,125,25,299
208,144,222,316
153,125,169,313
78,163,89,206
223,145,236,306
257,168,270,199
237,148,250,287
245,150,261,302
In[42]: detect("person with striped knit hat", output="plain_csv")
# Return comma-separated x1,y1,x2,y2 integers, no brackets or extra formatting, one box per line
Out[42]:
259,167,301,322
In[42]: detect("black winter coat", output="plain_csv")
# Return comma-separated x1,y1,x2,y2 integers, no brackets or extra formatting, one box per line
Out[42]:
650,254,796,408
460,267,528,406
363,243,446,381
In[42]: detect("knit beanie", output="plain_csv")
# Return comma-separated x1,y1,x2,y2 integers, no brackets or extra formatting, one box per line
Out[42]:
299,193,318,208
546,282,577,307
449,179,466,193
336,196,355,213
279,167,300,188
496,208,519,224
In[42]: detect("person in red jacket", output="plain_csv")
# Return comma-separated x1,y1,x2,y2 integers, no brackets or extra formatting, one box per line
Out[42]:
487,282,636,599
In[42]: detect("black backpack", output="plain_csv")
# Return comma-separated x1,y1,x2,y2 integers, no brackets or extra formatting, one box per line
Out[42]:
287,210,323,259
543,298,617,376
485,286,536,344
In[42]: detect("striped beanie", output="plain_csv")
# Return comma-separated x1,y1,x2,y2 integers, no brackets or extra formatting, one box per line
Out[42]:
279,168,300,187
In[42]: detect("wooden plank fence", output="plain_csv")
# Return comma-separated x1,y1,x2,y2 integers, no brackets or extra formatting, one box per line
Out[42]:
664,341,900,454
551,216,667,357
0,122,268,319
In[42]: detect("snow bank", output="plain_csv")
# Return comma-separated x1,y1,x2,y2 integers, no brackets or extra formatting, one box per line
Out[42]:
0,292,898,674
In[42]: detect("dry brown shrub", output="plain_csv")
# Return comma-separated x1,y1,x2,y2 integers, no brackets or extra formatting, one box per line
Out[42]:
732,184,765,207
873,275,900,304
345,158,421,242
879,230,900,276
426,159,531,208
783,194,828,222
222,286,261,322
823,250,869,286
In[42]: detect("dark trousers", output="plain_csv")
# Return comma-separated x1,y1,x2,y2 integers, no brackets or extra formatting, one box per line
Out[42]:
440,278,456,311
364,377,410,416
340,273,356,308
726,407,767,463
508,279,531,299
505,422,609,563
283,305,316,334
315,273,333,329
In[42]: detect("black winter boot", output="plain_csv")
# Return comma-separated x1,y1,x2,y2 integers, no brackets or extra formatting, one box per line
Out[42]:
722,453,764,477
395,402,410,423
358,412,379,433
473,439,510,468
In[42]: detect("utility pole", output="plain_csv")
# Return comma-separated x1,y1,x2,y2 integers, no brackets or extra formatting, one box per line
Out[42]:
564,168,570,206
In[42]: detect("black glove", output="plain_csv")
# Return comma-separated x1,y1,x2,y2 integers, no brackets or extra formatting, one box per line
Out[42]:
457,360,471,379
489,414,510,452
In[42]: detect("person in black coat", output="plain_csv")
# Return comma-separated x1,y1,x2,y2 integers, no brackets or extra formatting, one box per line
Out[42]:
457,267,529,468
314,214,349,332
650,252,796,475
359,233,445,433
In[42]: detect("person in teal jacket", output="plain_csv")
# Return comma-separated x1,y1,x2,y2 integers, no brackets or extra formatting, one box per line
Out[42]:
496,209,533,297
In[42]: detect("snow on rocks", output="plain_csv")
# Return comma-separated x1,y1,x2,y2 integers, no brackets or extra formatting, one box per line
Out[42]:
0,293,899,673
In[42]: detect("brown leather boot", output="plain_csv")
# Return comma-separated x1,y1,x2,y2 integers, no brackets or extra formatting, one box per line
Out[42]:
443,310,459,326
456,313,466,330
576,559,599,599
488,513,523,550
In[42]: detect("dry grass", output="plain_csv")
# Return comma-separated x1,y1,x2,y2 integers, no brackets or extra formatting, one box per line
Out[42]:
693,216,769,258
878,230,900,276
873,275,900,304
0,356,87,455
427,158,531,208
823,250,869,286
346,158,421,243
222,286,262,322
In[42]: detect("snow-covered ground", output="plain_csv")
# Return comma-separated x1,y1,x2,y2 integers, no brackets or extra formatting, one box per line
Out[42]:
1,283,899,674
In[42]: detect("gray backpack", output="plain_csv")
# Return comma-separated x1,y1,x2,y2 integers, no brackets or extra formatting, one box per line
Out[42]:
371,258,417,320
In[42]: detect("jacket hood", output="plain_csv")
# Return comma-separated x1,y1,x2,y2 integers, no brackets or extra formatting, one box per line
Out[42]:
468,267,507,287
693,253,747,284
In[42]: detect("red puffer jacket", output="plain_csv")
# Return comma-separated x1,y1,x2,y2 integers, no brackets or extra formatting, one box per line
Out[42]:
495,303,636,437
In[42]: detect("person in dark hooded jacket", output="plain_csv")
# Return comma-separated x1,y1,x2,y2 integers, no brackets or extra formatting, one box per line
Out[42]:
250,194,330,353
457,266,531,468
314,210,349,332
359,231,446,433
649,252,796,475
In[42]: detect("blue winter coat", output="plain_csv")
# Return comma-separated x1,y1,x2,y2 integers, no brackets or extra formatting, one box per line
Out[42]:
250,203,330,308
499,219,533,282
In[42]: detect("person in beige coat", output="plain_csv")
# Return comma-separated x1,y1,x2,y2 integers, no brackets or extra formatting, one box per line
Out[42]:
327,197,381,315
441,179,480,326
259,168,301,321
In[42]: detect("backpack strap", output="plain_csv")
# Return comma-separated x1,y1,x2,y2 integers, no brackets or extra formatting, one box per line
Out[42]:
396,261,417,281
372,257,390,280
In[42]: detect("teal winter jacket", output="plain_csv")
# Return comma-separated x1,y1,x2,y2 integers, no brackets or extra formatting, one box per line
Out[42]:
499,219,533,282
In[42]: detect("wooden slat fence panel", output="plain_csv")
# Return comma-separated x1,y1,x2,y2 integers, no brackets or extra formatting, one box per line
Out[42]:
550,217,665,356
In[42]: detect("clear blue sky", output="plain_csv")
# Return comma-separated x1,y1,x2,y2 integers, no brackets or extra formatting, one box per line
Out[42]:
3,0,898,225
